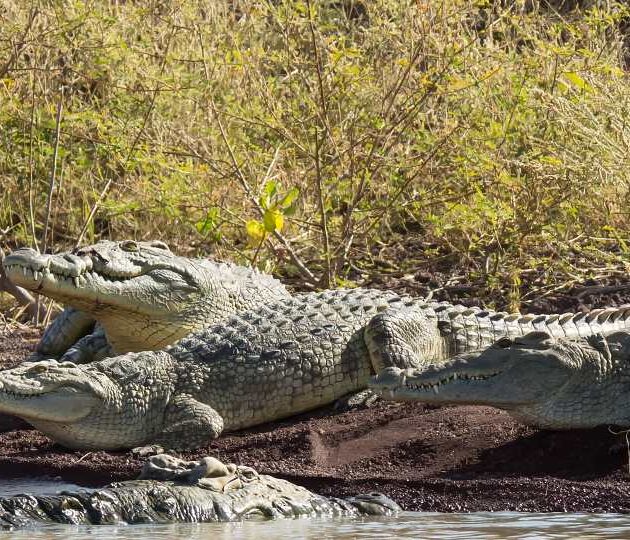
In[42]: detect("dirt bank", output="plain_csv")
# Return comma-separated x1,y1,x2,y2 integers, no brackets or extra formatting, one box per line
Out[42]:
1,320,630,512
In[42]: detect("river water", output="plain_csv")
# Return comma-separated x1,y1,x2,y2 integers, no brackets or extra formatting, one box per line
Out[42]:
0,479,629,539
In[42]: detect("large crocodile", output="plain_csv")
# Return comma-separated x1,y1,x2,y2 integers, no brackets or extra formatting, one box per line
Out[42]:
2,290,630,450
6,240,630,370
371,330,630,429
0,453,399,529
3,240,290,362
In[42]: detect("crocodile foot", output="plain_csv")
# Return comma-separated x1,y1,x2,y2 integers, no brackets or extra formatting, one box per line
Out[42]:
131,444,166,458
334,389,381,412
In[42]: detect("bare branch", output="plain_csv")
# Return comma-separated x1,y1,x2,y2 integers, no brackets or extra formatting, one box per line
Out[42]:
0,248,46,322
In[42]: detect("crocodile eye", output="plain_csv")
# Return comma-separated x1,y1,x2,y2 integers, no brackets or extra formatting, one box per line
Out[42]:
120,240,139,252
150,240,170,250
26,364,48,375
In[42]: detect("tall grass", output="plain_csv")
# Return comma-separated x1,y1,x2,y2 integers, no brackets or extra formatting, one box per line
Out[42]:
1,0,629,300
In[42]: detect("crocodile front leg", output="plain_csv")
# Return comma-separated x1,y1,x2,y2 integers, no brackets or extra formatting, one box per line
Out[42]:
134,394,224,455
58,324,114,364
31,308,96,361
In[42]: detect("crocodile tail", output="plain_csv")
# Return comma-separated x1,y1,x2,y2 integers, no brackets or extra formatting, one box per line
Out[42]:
433,304,630,354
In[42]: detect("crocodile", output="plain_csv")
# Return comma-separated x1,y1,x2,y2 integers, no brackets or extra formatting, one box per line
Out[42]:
2,289,630,450
371,330,630,429
3,240,290,362
0,453,399,529
6,240,630,369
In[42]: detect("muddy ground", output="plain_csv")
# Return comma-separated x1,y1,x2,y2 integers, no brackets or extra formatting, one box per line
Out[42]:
2,301,630,513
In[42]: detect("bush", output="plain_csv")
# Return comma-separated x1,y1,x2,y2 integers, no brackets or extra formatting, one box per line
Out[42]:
1,0,629,297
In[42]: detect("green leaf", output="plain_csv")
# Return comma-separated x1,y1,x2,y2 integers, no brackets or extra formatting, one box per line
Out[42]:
263,209,284,233
279,187,299,209
563,71,594,93
259,180,279,209
195,209,219,235
264,180,279,197
246,220,266,240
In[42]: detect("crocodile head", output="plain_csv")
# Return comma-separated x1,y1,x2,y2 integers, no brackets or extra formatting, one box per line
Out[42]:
0,352,173,450
371,331,630,429
3,240,287,352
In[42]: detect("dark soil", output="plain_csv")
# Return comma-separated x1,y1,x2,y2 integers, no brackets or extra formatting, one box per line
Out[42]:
2,279,630,513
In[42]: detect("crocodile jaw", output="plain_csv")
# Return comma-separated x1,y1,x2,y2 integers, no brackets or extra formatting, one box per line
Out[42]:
371,340,575,410
3,245,199,316
0,359,111,423
3,243,204,351
371,364,515,406
0,385,97,423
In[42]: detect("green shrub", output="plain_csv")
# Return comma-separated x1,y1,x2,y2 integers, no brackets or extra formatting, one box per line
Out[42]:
1,0,629,296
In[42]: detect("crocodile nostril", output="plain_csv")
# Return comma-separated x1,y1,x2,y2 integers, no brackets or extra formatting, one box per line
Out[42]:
91,249,109,264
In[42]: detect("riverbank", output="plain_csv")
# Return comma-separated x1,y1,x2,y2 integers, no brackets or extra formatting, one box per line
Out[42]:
0,324,629,513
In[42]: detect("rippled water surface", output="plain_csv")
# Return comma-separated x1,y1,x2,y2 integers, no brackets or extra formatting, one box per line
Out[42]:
1,479,630,539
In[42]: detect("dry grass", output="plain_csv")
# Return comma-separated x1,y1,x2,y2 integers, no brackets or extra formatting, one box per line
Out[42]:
1,0,630,300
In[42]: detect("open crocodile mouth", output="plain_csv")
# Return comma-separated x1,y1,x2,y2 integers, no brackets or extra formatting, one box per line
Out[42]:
3,251,186,295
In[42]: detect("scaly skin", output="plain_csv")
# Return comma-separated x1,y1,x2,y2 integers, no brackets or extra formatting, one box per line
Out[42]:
3,240,289,361
371,330,630,429
0,453,399,529
3,290,630,449
7,240,630,366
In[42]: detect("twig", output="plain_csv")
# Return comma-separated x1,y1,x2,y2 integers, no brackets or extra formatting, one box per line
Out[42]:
210,103,316,284
313,125,332,287
27,63,38,252
75,452,92,464
0,7,39,79
75,26,176,247
42,86,64,255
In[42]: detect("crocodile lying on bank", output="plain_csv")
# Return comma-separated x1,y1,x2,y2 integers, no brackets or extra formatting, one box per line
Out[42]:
3,240,290,362
0,453,399,529
371,330,630,429
2,288,630,450
6,240,630,369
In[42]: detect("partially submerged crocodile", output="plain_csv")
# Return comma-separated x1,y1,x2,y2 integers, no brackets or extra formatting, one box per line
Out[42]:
3,240,290,362
371,330,630,429
2,288,630,450
0,453,399,529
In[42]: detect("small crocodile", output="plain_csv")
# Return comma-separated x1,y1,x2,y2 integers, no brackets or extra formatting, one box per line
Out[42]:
2,289,630,450
371,330,630,429
3,240,290,362
0,453,399,529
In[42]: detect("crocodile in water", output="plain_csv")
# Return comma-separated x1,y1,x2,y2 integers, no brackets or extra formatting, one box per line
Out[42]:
0,453,398,529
